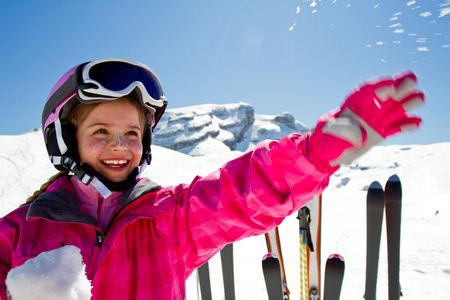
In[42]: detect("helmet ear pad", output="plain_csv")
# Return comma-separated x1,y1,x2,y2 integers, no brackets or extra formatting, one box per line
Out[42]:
140,126,152,165
43,123,79,171
62,123,80,162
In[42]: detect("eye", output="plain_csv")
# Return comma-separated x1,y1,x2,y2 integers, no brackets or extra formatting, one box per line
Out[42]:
126,130,140,137
94,128,108,135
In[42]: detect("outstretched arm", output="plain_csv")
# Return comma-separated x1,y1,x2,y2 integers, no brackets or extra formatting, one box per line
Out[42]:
172,71,424,272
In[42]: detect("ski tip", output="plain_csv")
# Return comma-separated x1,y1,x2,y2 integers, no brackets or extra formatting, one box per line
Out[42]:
327,253,345,262
262,253,279,260
368,181,383,190
387,174,400,182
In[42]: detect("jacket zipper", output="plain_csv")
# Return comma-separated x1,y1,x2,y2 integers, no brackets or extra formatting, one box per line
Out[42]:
92,182,161,248
95,196,105,247
94,202,129,248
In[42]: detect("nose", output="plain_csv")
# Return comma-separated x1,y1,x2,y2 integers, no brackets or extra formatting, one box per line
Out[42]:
111,131,128,151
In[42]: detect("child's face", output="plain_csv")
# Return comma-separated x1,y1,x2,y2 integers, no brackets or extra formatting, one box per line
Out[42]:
76,98,144,183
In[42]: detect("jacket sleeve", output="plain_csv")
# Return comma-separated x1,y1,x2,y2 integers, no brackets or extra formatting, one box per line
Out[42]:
0,216,13,300
167,133,337,271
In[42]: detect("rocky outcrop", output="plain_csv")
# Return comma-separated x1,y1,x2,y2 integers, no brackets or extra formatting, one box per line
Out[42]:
153,102,309,156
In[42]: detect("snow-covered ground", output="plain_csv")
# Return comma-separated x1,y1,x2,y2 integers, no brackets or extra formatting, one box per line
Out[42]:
1,130,449,299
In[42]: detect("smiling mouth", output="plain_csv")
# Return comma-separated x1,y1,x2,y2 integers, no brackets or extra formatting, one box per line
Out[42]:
101,160,129,168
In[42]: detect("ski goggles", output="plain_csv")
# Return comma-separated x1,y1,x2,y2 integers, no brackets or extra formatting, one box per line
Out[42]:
78,58,167,113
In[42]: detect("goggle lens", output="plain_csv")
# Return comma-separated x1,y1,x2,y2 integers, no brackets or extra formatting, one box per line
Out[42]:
88,61,164,101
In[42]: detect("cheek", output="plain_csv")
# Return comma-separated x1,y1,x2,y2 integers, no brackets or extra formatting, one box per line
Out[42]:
128,140,143,156
78,138,106,164
92,140,107,153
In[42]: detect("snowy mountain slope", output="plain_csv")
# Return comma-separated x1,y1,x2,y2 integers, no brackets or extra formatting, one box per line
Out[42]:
0,130,56,214
1,130,449,299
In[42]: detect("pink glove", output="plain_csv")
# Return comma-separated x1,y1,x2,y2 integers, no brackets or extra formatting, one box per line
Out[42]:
305,71,424,171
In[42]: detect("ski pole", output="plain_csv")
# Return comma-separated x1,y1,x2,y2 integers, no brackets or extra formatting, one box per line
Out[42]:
297,207,310,300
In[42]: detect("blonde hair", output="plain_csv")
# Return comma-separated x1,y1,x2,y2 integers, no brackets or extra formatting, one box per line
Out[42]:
22,96,148,206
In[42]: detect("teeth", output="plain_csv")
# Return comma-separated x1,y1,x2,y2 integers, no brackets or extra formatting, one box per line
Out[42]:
102,160,128,166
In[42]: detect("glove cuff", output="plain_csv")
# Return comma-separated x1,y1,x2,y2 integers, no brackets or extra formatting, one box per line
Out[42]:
295,132,341,175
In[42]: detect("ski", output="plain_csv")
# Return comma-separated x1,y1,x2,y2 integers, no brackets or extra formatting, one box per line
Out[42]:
197,261,212,300
264,227,290,299
323,254,345,300
364,181,385,300
262,253,285,300
308,195,322,300
385,175,403,300
198,244,236,300
220,243,236,300
297,195,321,300
298,207,310,300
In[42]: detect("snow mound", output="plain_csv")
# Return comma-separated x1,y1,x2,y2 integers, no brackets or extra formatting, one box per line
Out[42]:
5,246,92,300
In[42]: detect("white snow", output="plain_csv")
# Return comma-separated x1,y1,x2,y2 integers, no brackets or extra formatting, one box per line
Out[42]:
1,128,450,299
5,246,92,300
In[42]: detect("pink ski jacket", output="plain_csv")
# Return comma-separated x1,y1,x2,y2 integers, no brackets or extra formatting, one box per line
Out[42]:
0,134,336,299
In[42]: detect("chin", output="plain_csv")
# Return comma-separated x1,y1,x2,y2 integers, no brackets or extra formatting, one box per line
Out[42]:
108,175,131,182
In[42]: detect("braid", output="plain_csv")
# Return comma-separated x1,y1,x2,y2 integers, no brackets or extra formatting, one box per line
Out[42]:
22,102,96,207
22,170,69,206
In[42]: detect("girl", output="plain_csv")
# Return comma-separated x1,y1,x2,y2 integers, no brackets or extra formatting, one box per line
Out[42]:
0,58,424,299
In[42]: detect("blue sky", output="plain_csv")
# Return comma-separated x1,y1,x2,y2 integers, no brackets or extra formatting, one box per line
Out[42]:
0,0,448,145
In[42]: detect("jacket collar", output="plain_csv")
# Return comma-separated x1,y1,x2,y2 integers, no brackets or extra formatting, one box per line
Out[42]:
71,176,123,209
26,176,162,225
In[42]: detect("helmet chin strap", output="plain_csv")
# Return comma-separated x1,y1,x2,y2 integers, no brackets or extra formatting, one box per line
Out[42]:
90,176,113,199
79,163,141,194
59,156,146,198
137,153,151,178
60,156,112,198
